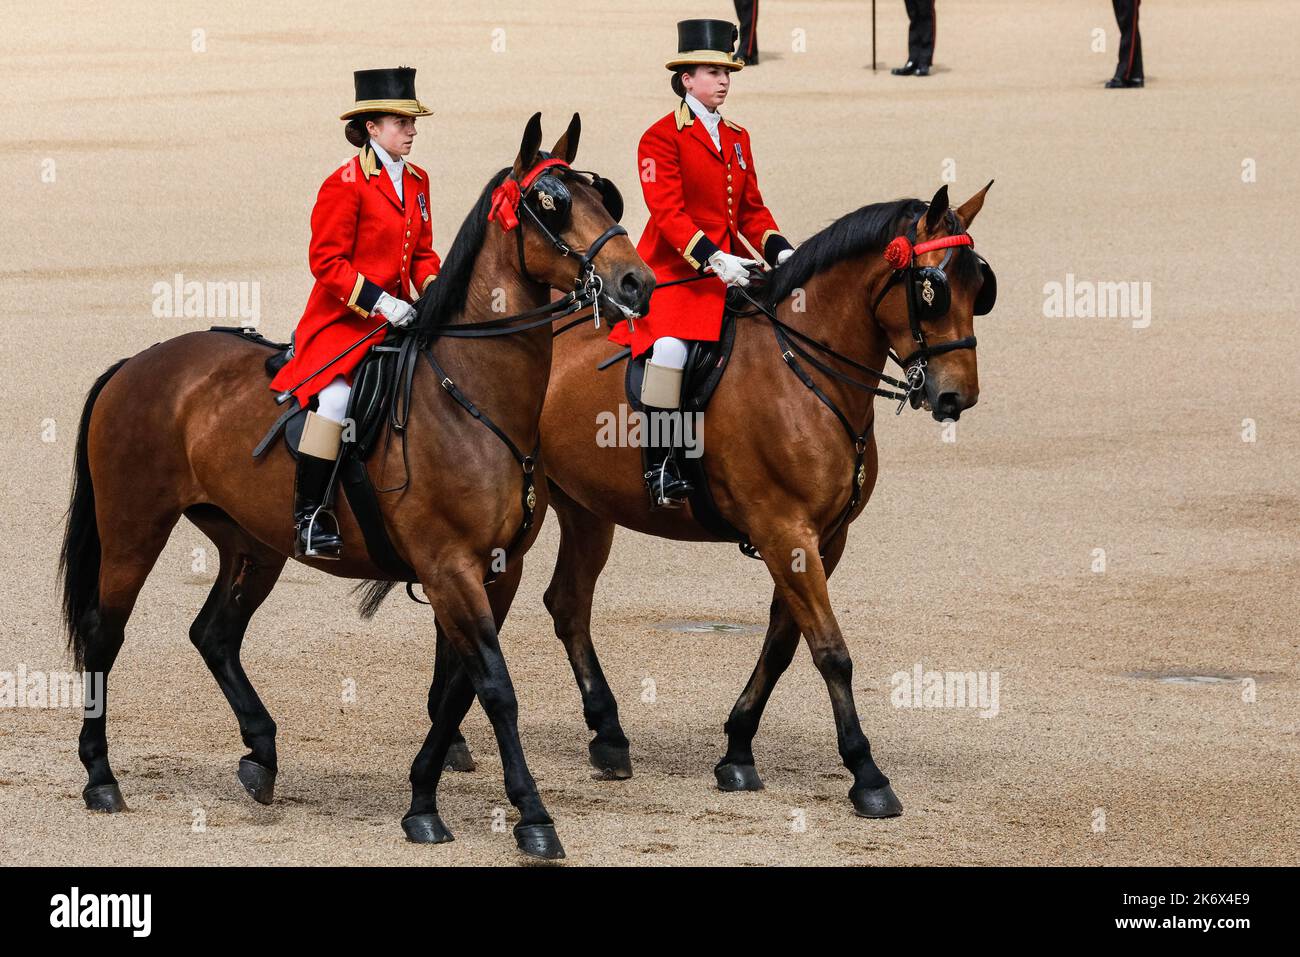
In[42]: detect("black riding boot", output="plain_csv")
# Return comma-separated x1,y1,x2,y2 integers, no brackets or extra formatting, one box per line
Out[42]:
293,451,344,559
641,406,695,509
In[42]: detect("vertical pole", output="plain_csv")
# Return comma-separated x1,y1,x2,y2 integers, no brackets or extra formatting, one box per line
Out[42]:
872,0,878,71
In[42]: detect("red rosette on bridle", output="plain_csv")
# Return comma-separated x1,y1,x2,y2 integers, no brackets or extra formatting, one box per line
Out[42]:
488,179,522,231
883,236,912,270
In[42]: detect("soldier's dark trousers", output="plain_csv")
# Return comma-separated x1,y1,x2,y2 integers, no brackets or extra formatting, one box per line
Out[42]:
1112,0,1143,81
734,0,759,64
904,0,936,67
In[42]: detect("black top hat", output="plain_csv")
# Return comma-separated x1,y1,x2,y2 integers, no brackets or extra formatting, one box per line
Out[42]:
340,66,432,120
665,19,744,72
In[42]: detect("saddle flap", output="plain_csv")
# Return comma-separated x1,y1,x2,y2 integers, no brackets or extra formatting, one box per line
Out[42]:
346,343,400,460
283,401,308,454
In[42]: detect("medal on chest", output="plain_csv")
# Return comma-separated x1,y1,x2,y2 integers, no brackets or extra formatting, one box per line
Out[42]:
417,192,429,222
733,142,746,170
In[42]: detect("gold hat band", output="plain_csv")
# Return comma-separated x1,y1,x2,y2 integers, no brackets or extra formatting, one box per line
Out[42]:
339,98,433,120
665,50,745,71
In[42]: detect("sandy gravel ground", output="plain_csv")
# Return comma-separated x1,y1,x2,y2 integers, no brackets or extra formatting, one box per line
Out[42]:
1,1,1296,866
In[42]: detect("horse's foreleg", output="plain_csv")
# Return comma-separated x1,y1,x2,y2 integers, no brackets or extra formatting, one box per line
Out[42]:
716,531,848,791
418,563,563,860
754,527,902,818
186,513,287,804
403,559,522,844
541,480,631,779
440,563,527,774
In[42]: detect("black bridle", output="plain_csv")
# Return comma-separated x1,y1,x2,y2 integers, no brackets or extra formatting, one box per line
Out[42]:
869,210,980,407
710,208,991,557
380,158,632,594
488,156,629,328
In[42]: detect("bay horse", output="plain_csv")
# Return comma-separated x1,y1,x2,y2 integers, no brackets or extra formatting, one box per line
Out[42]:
58,112,654,861
445,182,996,827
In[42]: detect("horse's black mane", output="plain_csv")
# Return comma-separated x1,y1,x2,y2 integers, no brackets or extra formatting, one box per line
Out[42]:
762,196,976,306
413,166,513,334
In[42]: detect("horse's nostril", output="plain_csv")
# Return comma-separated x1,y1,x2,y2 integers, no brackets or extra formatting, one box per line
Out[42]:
619,271,642,299
937,392,961,413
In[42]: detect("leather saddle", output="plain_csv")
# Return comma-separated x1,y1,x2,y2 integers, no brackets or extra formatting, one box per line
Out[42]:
603,309,751,547
622,312,735,418
208,325,420,581
205,326,406,463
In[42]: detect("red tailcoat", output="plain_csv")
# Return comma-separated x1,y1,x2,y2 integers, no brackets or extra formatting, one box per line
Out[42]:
608,100,791,357
269,144,441,403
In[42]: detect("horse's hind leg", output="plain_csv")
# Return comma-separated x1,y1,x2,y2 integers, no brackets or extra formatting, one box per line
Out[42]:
541,481,631,779
404,559,522,845
715,531,848,792
78,508,182,812
185,507,287,804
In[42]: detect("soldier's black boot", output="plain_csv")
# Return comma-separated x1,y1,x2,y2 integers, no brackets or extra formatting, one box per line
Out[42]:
293,412,344,559
641,421,694,509
640,357,694,509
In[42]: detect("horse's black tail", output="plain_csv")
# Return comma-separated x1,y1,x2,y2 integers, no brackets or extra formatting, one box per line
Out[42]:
352,580,398,620
60,358,129,670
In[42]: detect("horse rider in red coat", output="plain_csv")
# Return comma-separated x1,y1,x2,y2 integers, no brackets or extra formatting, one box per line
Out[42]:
268,67,441,559
608,19,794,507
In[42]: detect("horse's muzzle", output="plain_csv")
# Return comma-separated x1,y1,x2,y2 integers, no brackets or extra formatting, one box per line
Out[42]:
930,389,977,421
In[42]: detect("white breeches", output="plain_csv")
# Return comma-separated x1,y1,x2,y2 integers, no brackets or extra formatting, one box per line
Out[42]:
650,336,688,370
316,375,351,424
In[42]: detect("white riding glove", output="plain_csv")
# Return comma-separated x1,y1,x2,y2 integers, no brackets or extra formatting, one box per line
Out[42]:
374,291,416,328
706,250,760,287
776,248,794,266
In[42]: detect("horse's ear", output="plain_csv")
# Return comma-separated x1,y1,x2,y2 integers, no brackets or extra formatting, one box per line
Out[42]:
925,185,950,233
955,180,994,230
550,112,581,164
513,112,544,177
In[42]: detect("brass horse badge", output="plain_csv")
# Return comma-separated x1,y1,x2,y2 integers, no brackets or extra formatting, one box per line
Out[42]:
920,277,935,306
539,193,556,212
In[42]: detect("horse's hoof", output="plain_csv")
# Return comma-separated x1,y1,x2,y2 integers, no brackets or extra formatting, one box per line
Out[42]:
588,740,633,780
514,823,565,861
402,812,455,844
851,782,903,818
715,762,764,792
443,741,476,772
83,782,127,813
237,758,276,805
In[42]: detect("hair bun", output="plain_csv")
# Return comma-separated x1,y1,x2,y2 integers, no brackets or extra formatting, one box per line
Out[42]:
344,119,368,148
